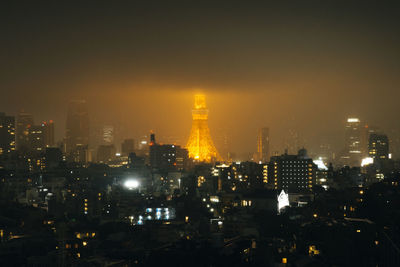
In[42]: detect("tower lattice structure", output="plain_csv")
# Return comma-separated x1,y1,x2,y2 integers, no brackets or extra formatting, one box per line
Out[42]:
186,95,222,162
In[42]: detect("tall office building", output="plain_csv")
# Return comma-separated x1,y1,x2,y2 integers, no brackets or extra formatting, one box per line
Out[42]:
344,117,364,166
66,100,89,162
16,111,33,151
102,125,114,144
257,127,269,162
369,134,389,160
0,112,15,155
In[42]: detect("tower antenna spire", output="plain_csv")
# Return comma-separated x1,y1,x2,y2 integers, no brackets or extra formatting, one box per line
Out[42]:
186,94,222,162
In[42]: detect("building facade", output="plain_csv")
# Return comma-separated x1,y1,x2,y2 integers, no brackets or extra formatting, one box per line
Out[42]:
268,149,316,192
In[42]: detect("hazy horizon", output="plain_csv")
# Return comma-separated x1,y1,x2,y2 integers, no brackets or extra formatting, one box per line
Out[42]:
2,1,400,159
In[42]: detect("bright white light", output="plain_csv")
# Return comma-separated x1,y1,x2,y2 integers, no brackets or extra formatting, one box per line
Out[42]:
347,118,360,123
216,164,230,168
361,157,374,167
278,190,289,213
115,153,121,157
313,159,328,170
124,179,140,190
210,196,219,203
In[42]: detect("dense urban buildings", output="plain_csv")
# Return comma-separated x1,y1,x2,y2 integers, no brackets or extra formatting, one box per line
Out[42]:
2,96,400,266
2,2,400,266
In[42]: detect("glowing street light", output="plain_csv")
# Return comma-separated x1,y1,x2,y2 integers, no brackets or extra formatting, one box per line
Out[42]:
124,179,140,190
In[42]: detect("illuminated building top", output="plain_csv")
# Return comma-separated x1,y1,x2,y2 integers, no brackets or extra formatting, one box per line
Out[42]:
186,94,221,162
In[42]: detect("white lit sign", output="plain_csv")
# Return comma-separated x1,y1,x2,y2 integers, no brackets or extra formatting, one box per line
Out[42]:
313,159,328,170
278,190,289,213
347,118,360,123
361,157,374,167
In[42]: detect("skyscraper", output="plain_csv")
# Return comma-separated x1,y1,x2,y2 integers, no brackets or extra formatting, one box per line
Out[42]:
186,94,221,162
344,117,364,166
0,112,15,155
66,100,89,162
16,111,33,151
257,127,269,162
102,125,114,144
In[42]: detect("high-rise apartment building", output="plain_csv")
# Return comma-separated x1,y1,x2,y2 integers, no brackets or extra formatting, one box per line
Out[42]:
268,149,316,193
369,133,389,160
0,112,15,155
257,127,270,162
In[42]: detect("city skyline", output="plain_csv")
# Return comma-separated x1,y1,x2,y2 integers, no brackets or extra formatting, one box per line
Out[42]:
3,99,399,162
2,2,400,266
1,2,400,157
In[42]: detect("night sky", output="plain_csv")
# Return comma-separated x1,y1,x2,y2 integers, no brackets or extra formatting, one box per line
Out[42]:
1,1,400,157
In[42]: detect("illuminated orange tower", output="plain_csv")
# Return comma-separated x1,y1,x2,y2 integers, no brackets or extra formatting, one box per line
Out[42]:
186,95,222,162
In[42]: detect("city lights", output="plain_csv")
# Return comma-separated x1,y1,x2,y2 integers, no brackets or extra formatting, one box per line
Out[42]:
124,179,140,190
361,157,374,167
1,2,399,266
347,118,360,123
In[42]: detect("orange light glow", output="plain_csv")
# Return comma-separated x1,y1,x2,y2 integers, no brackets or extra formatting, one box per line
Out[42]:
186,94,222,162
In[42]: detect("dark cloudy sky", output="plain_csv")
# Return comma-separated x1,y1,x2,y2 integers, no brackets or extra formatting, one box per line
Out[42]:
1,1,400,158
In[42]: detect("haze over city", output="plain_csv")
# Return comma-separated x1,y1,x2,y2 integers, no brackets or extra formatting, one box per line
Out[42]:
2,1,400,158
2,2,400,266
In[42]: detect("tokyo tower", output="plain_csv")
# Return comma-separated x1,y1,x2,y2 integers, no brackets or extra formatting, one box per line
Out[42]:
186,94,222,162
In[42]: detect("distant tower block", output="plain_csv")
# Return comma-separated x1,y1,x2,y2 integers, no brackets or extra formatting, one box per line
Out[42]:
186,95,222,162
